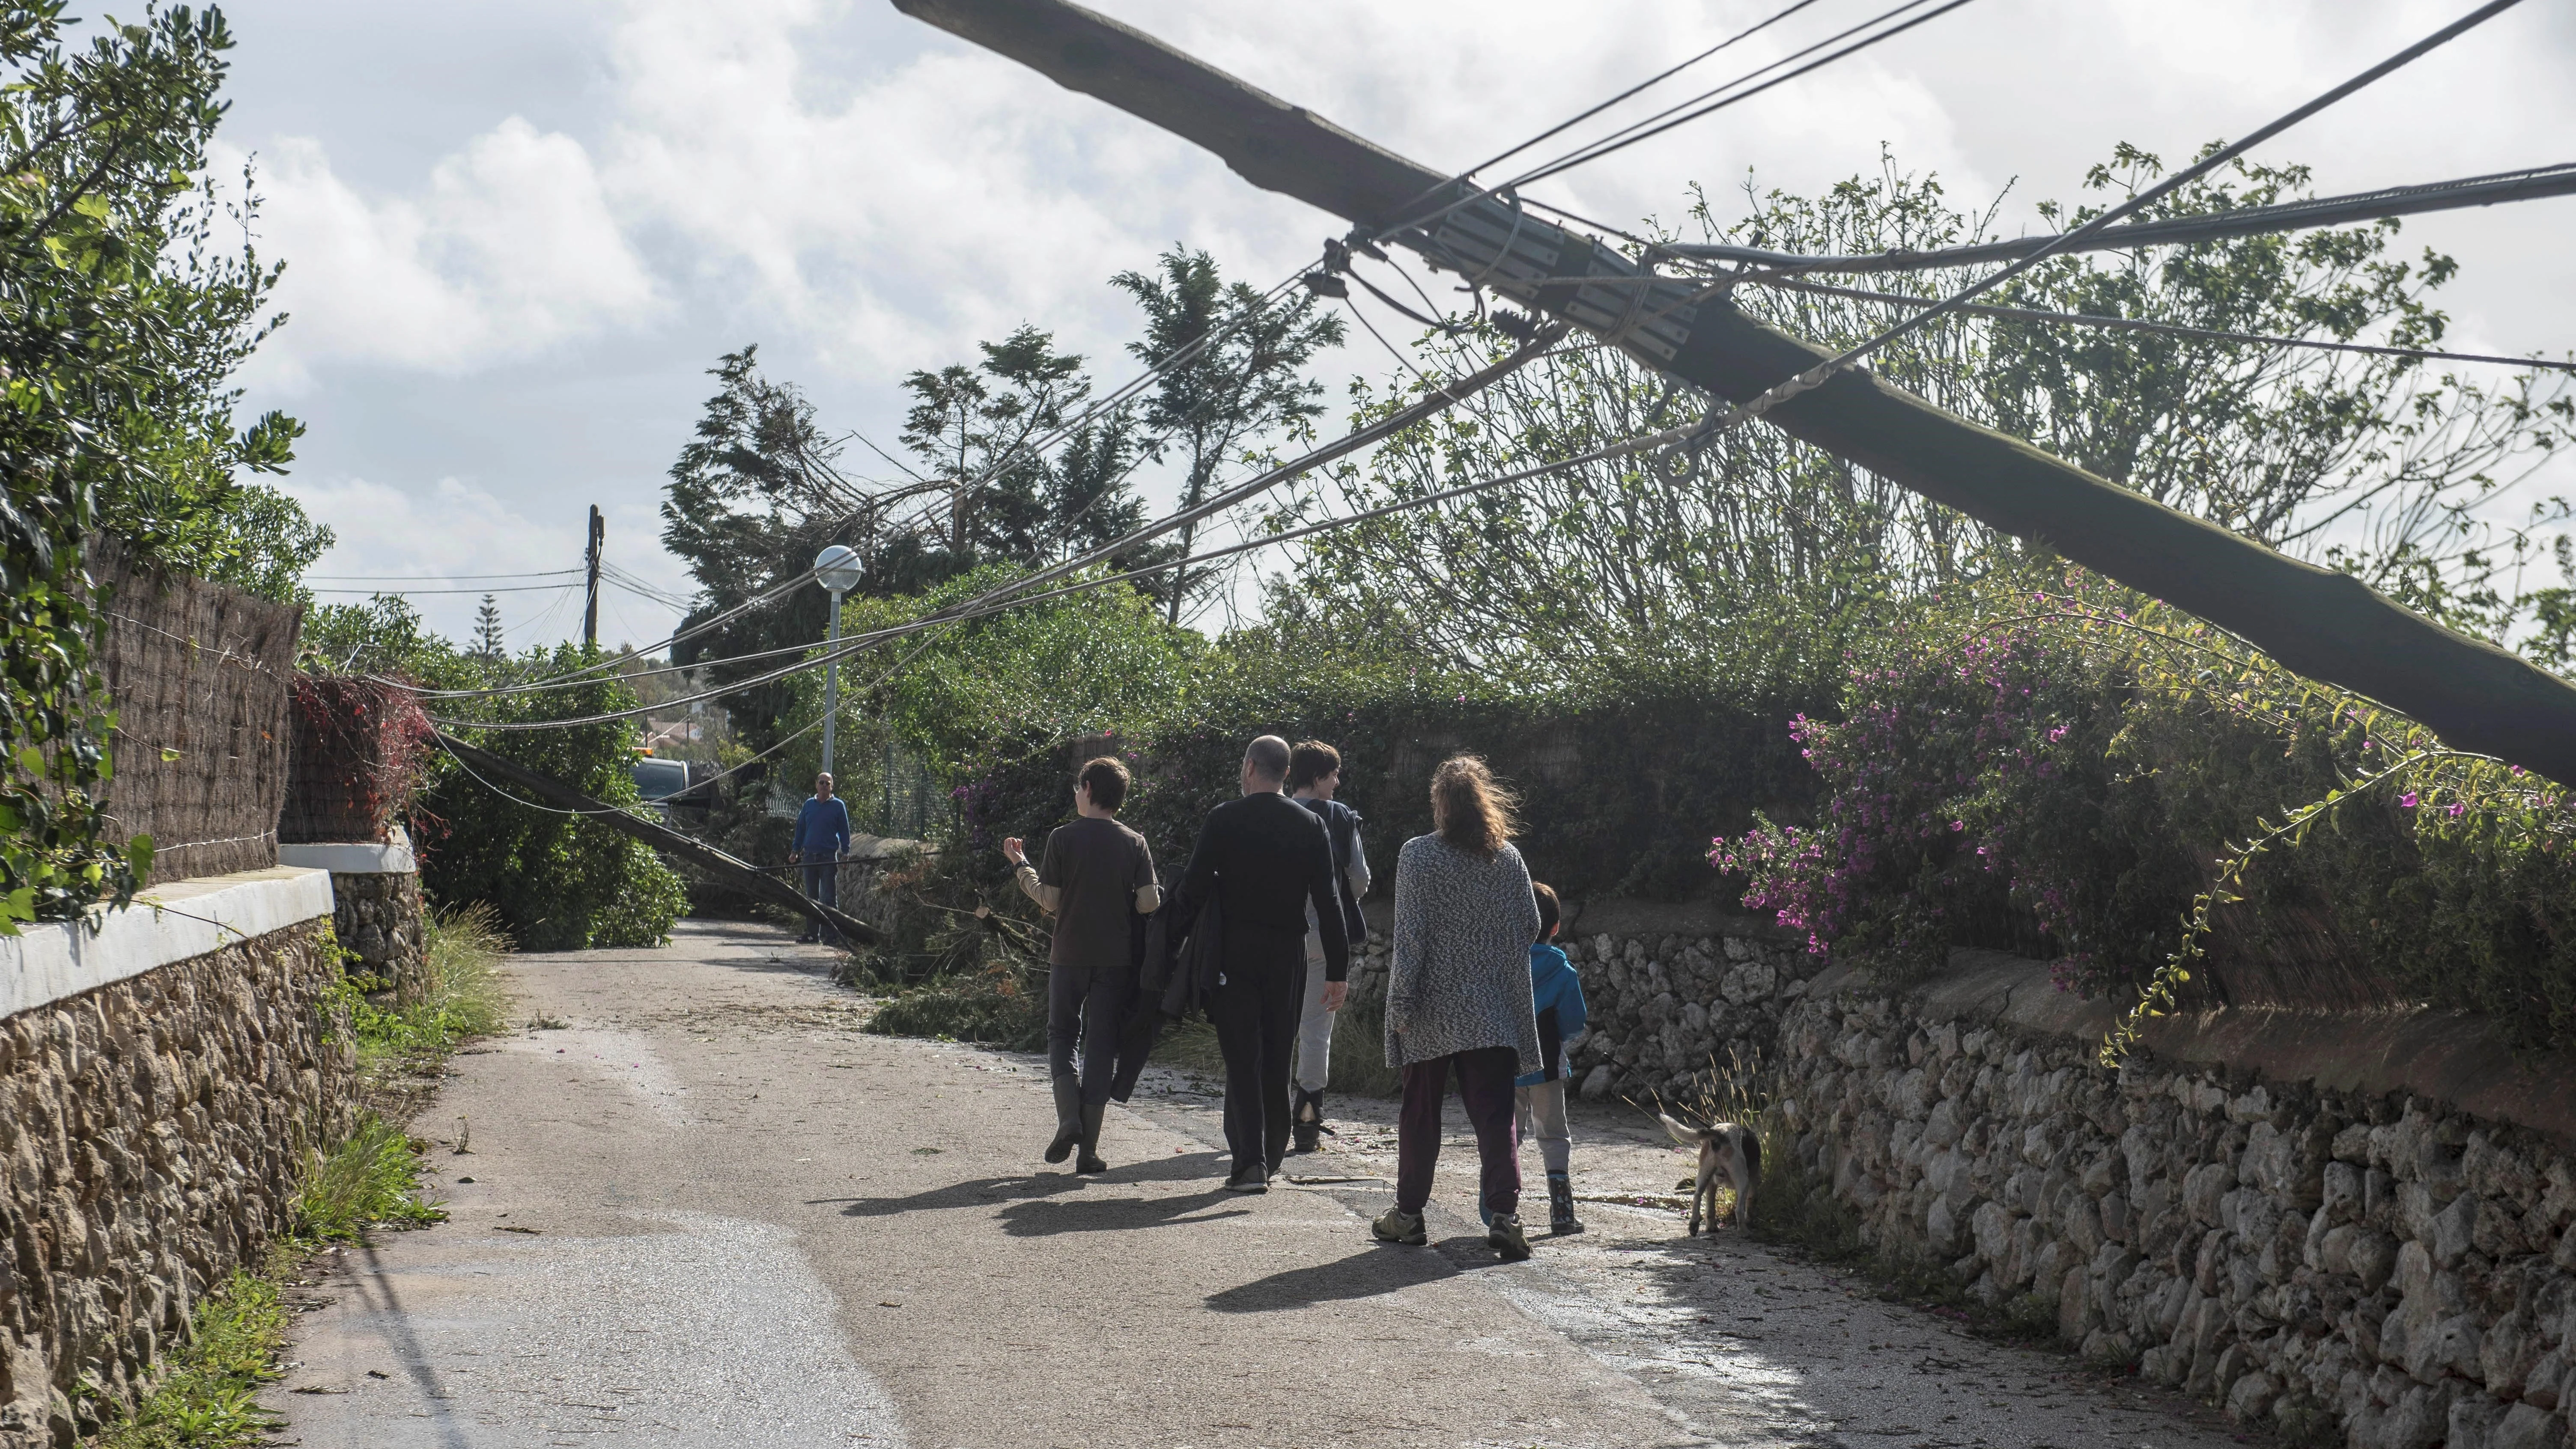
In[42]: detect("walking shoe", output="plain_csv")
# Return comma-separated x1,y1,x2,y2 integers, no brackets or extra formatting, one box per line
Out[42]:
1547,1171,1585,1236
1074,1103,1108,1175
1044,1075,1082,1165
1488,1212,1533,1261
1290,1088,1324,1154
1225,1163,1270,1193
1371,1207,1427,1246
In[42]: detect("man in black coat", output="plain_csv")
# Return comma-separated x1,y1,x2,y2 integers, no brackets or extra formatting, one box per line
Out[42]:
1162,734,1351,1191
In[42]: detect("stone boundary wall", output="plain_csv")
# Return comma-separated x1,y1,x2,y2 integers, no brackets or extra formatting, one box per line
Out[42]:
284,841,426,1003
0,873,352,1447
1774,953,2576,1449
1341,897,1823,1103
325,871,425,1002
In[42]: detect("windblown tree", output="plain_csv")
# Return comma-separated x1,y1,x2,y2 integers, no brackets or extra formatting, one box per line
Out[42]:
1271,148,2572,695
1112,246,1345,623
663,332,1172,756
664,247,1346,751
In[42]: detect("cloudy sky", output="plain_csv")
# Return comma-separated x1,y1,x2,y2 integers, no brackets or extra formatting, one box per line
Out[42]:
216,0,2576,647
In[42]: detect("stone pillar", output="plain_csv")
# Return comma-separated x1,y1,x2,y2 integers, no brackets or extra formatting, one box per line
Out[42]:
279,832,426,1003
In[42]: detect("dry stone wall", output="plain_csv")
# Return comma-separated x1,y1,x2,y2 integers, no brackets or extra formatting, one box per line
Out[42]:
1278,882,2576,1448
0,920,353,1447
331,870,424,1000
1341,902,1822,1103
1774,961,2576,1449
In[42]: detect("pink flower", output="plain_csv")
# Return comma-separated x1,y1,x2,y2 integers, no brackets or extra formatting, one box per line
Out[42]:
2448,803,2466,818
1950,820,1965,831
2398,792,2418,808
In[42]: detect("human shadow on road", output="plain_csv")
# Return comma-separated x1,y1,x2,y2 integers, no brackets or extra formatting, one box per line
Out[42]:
1204,1240,1472,1314
818,1175,1088,1217
996,1189,1247,1237
814,1151,1232,1218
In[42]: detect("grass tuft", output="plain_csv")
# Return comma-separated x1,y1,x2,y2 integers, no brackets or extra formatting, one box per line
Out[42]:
289,1116,444,1243
87,1265,289,1449
335,904,513,1075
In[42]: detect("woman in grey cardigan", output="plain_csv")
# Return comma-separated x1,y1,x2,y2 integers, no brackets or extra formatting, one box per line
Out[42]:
1372,756,1543,1261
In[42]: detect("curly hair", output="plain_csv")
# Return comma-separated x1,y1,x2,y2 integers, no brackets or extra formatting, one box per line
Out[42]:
1430,755,1518,860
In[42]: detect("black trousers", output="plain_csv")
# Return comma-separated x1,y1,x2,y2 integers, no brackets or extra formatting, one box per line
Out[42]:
1207,930,1306,1174
1048,957,1131,1107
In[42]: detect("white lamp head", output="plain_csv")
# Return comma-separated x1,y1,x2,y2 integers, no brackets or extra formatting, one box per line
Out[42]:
814,544,863,594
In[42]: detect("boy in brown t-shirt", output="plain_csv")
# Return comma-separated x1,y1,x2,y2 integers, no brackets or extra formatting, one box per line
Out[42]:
1003,756,1160,1173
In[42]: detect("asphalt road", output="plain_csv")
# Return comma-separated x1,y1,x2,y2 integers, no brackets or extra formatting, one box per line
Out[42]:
267,920,2250,1449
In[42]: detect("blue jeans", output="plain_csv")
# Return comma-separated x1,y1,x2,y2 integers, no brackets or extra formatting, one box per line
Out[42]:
800,860,840,941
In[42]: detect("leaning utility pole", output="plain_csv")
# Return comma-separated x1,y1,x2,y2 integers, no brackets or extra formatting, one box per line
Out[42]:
583,504,604,651
892,0,2576,785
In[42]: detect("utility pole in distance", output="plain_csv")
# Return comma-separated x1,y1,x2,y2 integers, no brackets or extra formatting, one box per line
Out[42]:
891,0,2576,786
583,505,603,652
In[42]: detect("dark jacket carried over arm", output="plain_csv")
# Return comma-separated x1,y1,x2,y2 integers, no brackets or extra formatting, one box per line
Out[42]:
1163,792,1351,981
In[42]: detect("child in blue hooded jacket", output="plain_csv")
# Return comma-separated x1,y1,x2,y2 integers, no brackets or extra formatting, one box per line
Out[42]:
1517,882,1589,1234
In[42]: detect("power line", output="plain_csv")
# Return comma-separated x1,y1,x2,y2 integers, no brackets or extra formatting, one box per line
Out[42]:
401,567,821,699
1671,160,2576,272
307,568,584,581
1745,274,2576,374
1657,0,2534,460
1507,0,1980,194
1375,0,1980,247
1416,0,1834,198
311,582,581,596
423,330,1573,729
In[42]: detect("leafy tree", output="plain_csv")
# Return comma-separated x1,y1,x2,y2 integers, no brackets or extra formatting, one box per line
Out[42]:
1111,247,1345,622
1274,148,2570,692
0,2,310,930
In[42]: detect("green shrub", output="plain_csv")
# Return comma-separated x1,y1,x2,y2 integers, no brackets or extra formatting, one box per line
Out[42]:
423,643,689,951
1720,565,2576,1049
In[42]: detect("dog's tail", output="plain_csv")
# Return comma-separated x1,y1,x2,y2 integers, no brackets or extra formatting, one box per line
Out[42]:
1659,1111,1705,1149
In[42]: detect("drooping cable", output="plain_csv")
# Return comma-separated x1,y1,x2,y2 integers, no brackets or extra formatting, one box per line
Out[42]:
1383,0,1836,218
428,329,1572,730
1747,274,2576,374
1671,160,2576,273
1374,0,1981,246
1658,0,2531,458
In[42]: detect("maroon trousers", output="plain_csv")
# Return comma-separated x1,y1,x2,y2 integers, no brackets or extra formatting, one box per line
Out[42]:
1395,1046,1523,1219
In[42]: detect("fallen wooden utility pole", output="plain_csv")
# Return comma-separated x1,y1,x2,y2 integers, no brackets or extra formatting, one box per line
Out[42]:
893,0,2576,785
434,731,880,947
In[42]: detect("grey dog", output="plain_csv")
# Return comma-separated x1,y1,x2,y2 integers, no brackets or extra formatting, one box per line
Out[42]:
1660,1112,1762,1234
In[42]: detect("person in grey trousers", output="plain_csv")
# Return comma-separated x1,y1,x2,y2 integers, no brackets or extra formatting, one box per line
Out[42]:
1287,739,1369,1152
1372,755,1544,1261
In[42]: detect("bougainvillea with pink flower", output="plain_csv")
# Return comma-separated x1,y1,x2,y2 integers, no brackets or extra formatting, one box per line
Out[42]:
1716,565,2576,1050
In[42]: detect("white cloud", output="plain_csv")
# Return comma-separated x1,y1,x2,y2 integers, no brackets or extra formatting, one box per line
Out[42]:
289,474,599,641
227,116,660,384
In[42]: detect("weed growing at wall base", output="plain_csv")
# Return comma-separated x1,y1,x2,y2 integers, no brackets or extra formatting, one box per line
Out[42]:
86,1261,289,1449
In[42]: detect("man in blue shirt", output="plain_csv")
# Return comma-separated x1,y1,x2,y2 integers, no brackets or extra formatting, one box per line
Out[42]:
789,772,853,944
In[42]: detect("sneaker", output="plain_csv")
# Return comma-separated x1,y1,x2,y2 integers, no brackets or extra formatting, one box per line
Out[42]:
1488,1213,1533,1261
1547,1171,1585,1236
1371,1207,1427,1246
1224,1163,1269,1193
1290,1088,1324,1154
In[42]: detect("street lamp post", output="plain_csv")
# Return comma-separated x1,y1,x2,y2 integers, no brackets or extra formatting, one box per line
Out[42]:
813,545,864,782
